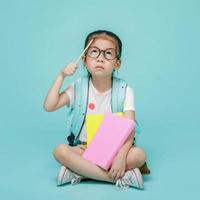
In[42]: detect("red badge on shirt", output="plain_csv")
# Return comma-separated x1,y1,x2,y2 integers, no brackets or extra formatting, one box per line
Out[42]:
88,103,95,110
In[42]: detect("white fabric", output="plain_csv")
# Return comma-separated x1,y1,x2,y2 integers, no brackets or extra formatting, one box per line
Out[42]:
65,77,135,142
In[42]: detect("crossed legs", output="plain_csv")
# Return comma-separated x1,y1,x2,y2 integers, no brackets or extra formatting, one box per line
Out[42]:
53,144,146,183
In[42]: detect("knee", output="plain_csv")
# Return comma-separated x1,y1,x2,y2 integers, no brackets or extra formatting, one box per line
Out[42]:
53,144,69,161
136,148,147,164
128,147,147,165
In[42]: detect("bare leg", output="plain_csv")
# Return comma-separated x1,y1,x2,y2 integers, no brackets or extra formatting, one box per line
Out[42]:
126,146,147,170
53,144,115,183
62,145,89,180
53,144,146,183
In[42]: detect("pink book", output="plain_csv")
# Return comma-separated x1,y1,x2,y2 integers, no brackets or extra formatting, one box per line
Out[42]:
82,112,134,170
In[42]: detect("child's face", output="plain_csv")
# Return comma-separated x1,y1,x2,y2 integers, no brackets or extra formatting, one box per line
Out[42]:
82,37,121,78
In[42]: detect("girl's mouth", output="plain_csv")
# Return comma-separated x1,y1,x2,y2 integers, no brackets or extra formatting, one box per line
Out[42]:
95,66,104,70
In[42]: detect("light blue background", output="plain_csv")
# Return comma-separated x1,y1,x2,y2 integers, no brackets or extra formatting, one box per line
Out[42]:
1,0,199,199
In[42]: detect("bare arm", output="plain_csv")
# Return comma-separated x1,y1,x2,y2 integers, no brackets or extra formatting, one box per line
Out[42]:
43,63,77,112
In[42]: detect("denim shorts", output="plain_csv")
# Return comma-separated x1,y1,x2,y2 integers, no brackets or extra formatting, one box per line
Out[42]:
77,142,87,151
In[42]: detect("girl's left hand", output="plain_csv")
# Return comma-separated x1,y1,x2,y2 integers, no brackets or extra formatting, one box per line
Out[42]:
108,155,126,182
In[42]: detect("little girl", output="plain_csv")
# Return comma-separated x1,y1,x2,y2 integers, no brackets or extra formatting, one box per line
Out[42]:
43,30,150,189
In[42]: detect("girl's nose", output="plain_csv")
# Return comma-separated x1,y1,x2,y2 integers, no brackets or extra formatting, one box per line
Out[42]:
97,52,105,63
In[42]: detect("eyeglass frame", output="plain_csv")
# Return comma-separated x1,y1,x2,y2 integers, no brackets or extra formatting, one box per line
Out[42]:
85,46,119,60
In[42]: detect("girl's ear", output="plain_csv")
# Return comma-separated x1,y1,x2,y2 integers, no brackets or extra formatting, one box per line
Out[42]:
82,55,86,66
115,59,121,70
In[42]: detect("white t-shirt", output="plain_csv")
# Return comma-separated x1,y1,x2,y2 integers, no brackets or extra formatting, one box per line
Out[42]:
65,77,135,142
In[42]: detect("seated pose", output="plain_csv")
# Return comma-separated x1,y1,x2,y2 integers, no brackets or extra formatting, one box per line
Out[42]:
43,30,150,190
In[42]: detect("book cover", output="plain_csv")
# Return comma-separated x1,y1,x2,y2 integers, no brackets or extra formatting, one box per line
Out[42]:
82,112,134,170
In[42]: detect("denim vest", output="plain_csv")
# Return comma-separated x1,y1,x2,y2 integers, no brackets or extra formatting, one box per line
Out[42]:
66,75,138,146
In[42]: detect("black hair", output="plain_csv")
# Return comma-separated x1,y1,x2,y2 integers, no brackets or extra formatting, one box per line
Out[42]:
84,30,122,59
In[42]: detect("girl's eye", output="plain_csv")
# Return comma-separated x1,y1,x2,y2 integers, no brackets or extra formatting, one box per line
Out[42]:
106,51,114,57
88,48,99,54
106,51,112,55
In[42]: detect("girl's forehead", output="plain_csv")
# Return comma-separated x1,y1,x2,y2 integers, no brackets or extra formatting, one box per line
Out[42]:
89,36,117,49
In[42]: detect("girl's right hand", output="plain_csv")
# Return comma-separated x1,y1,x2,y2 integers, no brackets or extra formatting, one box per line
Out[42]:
61,62,78,77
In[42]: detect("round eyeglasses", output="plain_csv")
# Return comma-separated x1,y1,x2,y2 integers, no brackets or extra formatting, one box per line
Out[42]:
86,46,118,60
